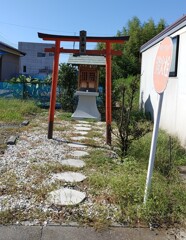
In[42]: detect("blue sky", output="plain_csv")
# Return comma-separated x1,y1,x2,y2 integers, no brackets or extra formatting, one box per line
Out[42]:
1,0,186,62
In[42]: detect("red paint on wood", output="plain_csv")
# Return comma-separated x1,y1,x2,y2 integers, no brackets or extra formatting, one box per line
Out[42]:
48,40,60,139
106,42,112,145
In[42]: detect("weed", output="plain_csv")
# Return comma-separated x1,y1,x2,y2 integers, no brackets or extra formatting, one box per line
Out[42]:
139,172,186,225
0,98,40,122
59,111,74,121
0,172,18,196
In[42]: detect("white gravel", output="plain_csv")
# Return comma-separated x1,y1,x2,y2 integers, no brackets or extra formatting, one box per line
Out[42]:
0,119,119,225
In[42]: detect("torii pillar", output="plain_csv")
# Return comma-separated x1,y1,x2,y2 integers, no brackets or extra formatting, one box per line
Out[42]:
106,42,112,144
48,40,60,139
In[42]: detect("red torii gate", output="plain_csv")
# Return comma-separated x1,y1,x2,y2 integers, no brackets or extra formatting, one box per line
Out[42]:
38,32,129,145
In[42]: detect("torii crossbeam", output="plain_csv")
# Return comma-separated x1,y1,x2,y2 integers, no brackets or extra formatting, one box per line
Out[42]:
38,32,129,145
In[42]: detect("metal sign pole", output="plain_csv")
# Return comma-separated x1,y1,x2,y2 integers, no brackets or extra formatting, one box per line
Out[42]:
144,92,164,203
143,37,173,204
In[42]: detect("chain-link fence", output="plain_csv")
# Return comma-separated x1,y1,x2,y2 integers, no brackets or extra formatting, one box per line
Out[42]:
0,82,62,108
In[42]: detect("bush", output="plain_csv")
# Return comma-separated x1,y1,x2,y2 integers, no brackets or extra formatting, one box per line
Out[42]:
58,63,78,112
112,75,151,159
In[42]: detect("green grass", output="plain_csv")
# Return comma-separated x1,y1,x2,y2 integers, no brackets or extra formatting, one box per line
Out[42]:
58,111,74,121
0,98,40,122
1,103,186,228
85,129,186,227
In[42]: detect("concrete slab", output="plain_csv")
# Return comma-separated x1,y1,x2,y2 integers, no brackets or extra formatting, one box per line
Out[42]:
52,172,87,182
71,150,89,157
41,226,175,240
0,225,41,240
67,143,87,149
74,126,91,131
60,159,86,168
48,188,86,206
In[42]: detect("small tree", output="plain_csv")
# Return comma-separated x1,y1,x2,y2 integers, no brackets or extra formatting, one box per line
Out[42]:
58,63,78,112
112,75,150,160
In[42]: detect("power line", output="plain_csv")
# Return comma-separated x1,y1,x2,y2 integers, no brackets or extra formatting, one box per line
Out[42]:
0,20,117,37
0,31,17,47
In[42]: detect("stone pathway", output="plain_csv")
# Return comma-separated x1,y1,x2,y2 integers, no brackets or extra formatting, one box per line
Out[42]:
47,120,91,206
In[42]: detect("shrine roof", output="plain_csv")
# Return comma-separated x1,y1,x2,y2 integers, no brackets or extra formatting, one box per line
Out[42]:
67,54,106,66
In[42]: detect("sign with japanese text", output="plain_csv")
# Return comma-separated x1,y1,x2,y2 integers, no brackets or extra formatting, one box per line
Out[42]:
153,37,173,93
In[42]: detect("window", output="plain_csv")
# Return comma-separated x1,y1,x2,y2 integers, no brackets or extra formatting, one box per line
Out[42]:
169,35,179,77
23,65,26,73
49,52,54,56
37,52,46,57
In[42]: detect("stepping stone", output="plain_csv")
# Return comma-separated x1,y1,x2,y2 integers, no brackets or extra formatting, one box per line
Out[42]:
7,136,18,145
180,173,186,183
53,172,87,182
21,120,29,126
74,126,91,131
178,166,186,174
77,120,89,124
67,143,87,149
71,150,89,157
71,136,87,141
74,131,88,135
48,187,86,206
60,159,86,168
76,124,92,128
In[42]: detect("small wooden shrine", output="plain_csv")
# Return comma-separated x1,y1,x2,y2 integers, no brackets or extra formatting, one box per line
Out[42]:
78,65,98,92
68,55,106,120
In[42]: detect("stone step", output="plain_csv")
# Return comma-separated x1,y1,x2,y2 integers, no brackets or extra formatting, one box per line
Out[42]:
75,124,92,128
178,166,186,174
70,150,89,157
48,187,86,206
7,135,18,145
77,120,90,124
74,126,91,131
52,172,87,183
73,131,88,135
60,159,86,168
67,143,87,149
70,136,87,141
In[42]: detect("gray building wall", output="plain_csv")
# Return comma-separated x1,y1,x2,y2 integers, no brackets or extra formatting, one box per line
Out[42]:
0,54,20,81
18,42,54,77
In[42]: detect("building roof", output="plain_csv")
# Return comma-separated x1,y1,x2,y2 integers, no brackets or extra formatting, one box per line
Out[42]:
140,15,186,53
0,42,25,56
68,54,106,66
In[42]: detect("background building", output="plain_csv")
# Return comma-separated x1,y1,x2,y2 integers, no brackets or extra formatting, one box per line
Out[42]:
140,15,186,146
0,42,25,81
18,42,54,79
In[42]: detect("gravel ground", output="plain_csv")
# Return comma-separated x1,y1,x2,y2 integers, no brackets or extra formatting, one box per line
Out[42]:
0,115,119,227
